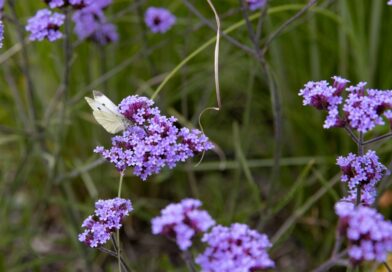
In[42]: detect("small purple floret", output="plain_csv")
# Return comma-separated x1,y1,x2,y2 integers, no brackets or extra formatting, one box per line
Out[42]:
196,223,275,272
78,198,133,248
144,7,176,33
335,204,392,264
151,199,215,250
26,9,65,42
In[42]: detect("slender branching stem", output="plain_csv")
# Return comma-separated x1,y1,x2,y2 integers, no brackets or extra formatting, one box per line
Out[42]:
312,250,348,272
362,131,392,145
356,133,364,205
238,0,282,191
7,1,38,135
182,250,197,272
262,0,319,55
50,7,73,183
344,126,359,145
182,0,255,56
117,172,125,272
108,238,131,272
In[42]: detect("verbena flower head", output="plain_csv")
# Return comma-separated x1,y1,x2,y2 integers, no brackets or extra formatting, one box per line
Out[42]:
246,0,267,10
196,223,275,272
337,150,389,205
335,203,392,264
342,85,392,133
72,5,118,45
95,95,214,180
144,7,176,33
388,0,392,5
78,198,133,248
298,78,345,129
299,76,392,133
26,9,65,42
151,199,215,250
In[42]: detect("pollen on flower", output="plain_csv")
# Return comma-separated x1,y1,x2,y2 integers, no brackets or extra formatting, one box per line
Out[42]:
151,199,215,251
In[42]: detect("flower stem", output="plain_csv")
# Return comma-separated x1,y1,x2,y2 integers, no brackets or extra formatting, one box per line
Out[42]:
182,250,197,272
312,250,348,272
384,262,392,272
362,131,392,145
356,133,364,206
117,172,125,272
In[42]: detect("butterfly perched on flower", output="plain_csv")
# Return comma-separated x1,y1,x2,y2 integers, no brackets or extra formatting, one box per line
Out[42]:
85,91,130,134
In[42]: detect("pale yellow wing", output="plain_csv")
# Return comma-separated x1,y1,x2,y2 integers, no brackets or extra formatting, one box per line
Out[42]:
85,92,128,134
92,90,120,114
92,110,126,134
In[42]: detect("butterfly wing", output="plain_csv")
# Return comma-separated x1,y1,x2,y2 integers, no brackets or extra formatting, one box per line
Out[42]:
85,93,127,134
92,110,127,134
92,90,120,114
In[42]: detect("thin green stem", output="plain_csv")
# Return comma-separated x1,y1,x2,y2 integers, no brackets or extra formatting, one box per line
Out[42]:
117,172,125,272
182,251,197,272
356,133,364,205
312,250,348,272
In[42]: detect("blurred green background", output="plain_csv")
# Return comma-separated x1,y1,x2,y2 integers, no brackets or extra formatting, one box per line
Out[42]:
1,0,392,271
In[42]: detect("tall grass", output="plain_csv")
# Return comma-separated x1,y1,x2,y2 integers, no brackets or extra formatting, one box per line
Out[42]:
0,0,391,271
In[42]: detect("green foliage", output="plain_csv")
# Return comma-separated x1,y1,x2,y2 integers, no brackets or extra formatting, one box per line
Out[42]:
0,0,391,271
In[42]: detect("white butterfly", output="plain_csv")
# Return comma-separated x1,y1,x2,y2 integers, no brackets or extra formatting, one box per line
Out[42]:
85,90,129,134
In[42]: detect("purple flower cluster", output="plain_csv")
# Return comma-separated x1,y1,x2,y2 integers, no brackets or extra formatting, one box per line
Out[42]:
78,198,133,248
299,76,392,133
144,7,176,33
72,1,118,45
246,0,267,10
337,150,389,205
28,0,117,44
335,203,392,264
299,77,347,129
25,9,65,41
151,199,215,250
388,0,392,5
196,223,275,272
94,95,214,180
